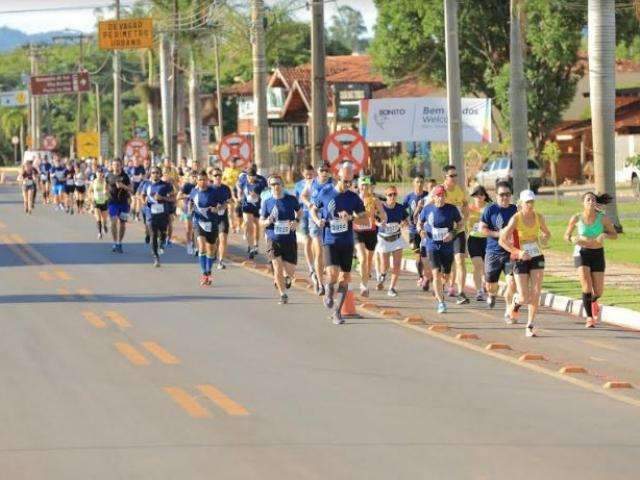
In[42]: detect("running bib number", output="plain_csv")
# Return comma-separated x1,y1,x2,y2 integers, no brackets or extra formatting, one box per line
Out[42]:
522,241,542,258
150,203,165,214
472,222,481,233
40,174,48,181
65,179,74,186
132,175,142,182
353,219,372,232
216,205,227,216
198,221,213,232
55,172,65,180
247,192,258,204
431,227,449,241
75,180,84,187
274,220,291,235
329,219,348,234
24,179,34,186
383,223,401,236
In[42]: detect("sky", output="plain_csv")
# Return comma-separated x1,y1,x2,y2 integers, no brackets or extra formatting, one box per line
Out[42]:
0,0,378,36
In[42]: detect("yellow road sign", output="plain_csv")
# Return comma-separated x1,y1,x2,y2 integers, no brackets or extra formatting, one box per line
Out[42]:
76,132,100,158
98,18,153,50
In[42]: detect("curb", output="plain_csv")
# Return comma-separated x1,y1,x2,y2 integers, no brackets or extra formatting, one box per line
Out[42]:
399,257,640,331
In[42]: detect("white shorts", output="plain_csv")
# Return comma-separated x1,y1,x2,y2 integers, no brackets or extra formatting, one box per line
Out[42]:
376,236,407,254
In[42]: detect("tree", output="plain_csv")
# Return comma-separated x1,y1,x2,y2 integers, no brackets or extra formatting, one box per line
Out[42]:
328,5,368,53
371,0,584,160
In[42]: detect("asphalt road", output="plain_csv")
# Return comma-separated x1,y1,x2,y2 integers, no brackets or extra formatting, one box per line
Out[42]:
1,185,640,480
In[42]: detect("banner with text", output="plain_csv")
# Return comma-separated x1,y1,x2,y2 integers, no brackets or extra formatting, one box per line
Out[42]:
360,97,492,144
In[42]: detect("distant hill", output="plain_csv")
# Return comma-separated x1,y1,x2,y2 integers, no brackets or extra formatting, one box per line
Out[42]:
0,26,71,52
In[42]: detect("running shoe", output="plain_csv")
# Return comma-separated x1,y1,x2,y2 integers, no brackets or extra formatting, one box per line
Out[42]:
112,244,118,253
360,283,369,298
153,257,160,268
145,234,150,244
437,301,447,314
376,273,386,291
447,285,457,297
388,288,398,298
217,261,226,270
504,312,517,325
248,249,256,260
117,244,124,254
317,285,325,297
332,312,345,325
486,295,496,309
97,232,102,240
279,294,288,305
285,276,292,289
456,293,470,305
475,291,485,302
525,325,536,337
585,318,596,328
200,275,208,286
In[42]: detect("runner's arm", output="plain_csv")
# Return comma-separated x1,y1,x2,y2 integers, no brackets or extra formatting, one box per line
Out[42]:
564,214,579,244
499,216,527,259
600,215,618,242
539,214,551,244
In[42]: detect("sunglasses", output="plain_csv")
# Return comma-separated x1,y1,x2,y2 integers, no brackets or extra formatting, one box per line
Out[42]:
212,173,222,177
387,192,398,197
498,192,512,197
447,174,458,178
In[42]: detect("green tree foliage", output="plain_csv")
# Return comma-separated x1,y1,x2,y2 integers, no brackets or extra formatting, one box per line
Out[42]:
328,5,368,53
371,0,584,161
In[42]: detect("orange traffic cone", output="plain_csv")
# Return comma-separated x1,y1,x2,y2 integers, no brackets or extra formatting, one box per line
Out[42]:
341,288,360,318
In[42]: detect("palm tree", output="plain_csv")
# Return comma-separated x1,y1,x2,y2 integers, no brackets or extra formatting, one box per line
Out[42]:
588,0,620,228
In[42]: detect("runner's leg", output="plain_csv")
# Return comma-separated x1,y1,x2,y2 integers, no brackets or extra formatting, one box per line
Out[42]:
389,249,402,291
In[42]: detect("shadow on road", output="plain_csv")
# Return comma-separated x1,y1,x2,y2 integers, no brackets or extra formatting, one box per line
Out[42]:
0,293,266,304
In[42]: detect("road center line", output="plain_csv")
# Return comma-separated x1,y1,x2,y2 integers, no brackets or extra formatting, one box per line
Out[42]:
55,270,72,281
197,384,249,416
141,342,181,365
164,387,212,418
114,342,150,366
10,234,50,265
81,310,106,329
38,271,53,281
104,311,132,329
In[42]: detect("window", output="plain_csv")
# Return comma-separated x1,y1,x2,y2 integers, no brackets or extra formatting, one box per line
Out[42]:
271,125,288,146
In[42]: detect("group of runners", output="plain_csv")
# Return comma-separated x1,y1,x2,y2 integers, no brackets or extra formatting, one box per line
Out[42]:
17,154,618,333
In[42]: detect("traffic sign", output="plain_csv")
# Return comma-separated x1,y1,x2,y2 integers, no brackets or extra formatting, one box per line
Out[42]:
98,18,153,50
30,73,90,96
76,132,100,158
42,135,57,151
0,90,28,107
124,138,149,163
11,136,19,146
322,129,370,174
218,133,253,169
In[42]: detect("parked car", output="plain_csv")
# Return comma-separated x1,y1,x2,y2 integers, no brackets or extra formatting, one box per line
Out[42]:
475,156,542,193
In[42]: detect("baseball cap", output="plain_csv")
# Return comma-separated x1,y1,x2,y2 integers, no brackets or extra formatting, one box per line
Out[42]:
359,176,372,186
431,185,446,197
519,189,536,203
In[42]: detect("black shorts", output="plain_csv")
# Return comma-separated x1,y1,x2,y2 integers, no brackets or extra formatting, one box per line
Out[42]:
23,184,36,192
267,239,298,264
242,206,260,218
235,204,243,218
453,231,466,254
467,236,487,259
325,243,354,273
150,214,169,231
217,214,230,234
75,186,86,194
94,202,108,211
65,184,75,194
194,221,219,244
485,250,513,283
355,229,377,251
514,255,545,275
427,248,454,274
410,233,422,253
574,248,605,272
166,202,176,215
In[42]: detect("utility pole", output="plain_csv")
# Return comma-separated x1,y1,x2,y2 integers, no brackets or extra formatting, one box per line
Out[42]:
588,0,620,227
188,47,203,164
310,0,327,167
251,0,269,174
444,0,465,185
113,0,122,159
510,0,529,197
147,50,158,140
77,33,85,135
94,82,102,162
213,33,224,142
29,44,41,150
171,0,180,163
159,33,172,160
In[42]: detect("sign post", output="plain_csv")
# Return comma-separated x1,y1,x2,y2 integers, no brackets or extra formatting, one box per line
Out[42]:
322,129,370,175
0,90,28,107
124,138,149,163
98,18,153,50
76,132,100,158
30,73,91,96
217,133,253,169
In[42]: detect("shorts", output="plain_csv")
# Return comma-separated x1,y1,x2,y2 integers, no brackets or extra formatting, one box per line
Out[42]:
467,236,487,259
299,213,311,236
485,250,513,283
235,204,243,218
266,239,298,264
166,202,176,215
514,255,545,275
324,243,354,273
573,247,605,272
108,202,130,221
22,184,36,192
53,184,65,196
94,202,108,212
65,184,75,194
150,213,169,231
453,231,466,255
355,229,377,251
427,248,454,274
242,205,260,218
309,220,323,239
75,186,86,195
194,220,219,244
217,214,230,234
376,235,407,254
132,182,141,196
409,232,421,253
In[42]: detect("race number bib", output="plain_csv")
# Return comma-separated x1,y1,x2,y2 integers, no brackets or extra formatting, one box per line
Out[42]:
383,223,401,236
150,203,165,214
40,174,48,181
75,180,84,187
24,179,34,186
55,172,65,180
247,192,258,204
132,175,142,182
353,219,372,232
522,241,542,258
431,227,449,241
329,219,348,234
573,244,581,257
216,205,227,216
198,221,212,232
274,220,291,235
65,179,74,186
472,222,481,233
